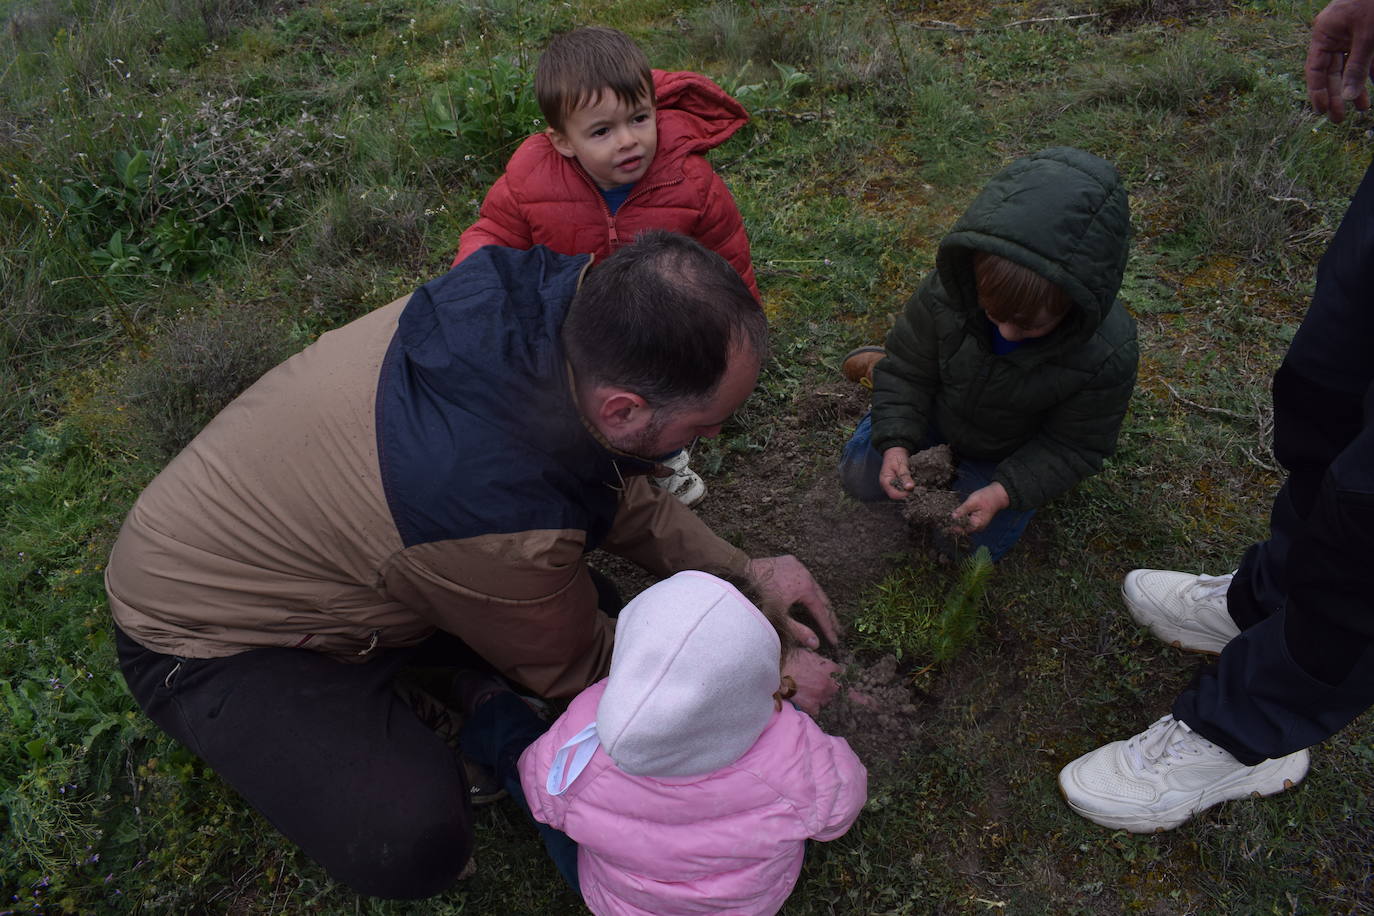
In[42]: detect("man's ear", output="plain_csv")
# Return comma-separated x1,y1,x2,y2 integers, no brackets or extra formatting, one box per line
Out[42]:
590,388,651,436
546,127,577,159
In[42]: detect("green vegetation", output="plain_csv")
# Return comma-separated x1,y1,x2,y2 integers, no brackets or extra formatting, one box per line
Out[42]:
853,548,994,663
4,0,1372,912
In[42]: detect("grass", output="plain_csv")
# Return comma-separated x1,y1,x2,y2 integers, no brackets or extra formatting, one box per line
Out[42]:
4,0,1373,912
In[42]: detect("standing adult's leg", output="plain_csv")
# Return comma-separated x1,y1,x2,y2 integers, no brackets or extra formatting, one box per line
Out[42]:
1227,154,1374,630
1176,154,1374,762
116,626,473,899
1175,383,1374,762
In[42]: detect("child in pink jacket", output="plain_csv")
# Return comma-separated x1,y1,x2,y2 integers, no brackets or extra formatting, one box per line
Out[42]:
516,571,868,916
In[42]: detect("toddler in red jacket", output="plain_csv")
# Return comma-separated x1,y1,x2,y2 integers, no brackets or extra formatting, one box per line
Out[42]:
453,26,761,508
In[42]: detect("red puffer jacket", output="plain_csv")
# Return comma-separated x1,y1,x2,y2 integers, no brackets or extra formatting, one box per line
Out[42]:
453,70,760,301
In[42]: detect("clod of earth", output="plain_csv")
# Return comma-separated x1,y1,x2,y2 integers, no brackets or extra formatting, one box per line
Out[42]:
907,443,955,487
900,444,966,530
821,653,921,767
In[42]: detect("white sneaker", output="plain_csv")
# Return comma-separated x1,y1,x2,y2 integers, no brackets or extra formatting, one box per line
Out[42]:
1058,715,1309,833
654,449,706,507
1122,569,1241,654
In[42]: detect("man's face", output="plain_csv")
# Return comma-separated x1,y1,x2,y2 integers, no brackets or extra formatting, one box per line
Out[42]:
548,89,658,191
612,344,761,459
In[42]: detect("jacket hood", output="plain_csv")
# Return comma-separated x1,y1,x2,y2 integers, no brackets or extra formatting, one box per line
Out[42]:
596,571,780,777
398,245,589,437
935,147,1130,346
384,245,654,548
651,69,749,160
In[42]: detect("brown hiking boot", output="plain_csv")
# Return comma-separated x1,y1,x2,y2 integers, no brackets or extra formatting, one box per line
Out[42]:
842,346,886,388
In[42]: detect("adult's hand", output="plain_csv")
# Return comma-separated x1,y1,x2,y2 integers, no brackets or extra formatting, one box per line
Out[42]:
782,648,842,714
1305,0,1374,122
880,445,915,500
748,554,840,648
950,481,1010,534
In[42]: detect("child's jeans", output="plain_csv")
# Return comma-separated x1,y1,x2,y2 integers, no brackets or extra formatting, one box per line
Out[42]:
459,694,581,895
838,412,1034,562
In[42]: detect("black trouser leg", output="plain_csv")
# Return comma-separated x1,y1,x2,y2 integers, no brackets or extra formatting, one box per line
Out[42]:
1175,154,1374,764
115,625,473,899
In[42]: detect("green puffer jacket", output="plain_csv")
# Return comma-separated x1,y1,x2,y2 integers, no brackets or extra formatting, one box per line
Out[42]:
870,147,1138,511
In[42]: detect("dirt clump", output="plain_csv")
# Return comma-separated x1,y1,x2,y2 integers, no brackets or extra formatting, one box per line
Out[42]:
821,652,921,768
900,444,965,531
906,443,955,487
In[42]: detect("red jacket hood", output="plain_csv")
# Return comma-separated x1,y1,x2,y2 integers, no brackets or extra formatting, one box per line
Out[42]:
650,69,749,161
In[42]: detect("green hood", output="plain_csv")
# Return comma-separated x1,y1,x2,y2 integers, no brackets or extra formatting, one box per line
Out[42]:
869,146,1138,511
935,146,1131,348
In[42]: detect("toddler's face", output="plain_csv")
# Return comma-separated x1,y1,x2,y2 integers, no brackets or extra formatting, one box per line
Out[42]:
982,303,1066,342
548,89,658,191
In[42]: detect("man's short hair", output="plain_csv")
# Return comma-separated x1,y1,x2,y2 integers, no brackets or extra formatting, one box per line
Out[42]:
973,251,1072,327
536,26,653,133
563,230,767,408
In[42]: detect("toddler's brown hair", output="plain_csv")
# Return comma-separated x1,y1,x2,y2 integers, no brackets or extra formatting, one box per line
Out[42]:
535,27,653,133
754,596,801,710
974,251,1072,329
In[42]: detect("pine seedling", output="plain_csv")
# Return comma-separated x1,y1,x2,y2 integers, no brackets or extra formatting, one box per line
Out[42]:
932,547,993,662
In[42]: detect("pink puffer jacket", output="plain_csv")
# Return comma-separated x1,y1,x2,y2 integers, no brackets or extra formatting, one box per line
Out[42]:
518,680,867,915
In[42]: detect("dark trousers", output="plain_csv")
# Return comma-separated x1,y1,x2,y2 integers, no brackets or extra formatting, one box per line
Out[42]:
460,692,582,894
115,624,478,898
1174,154,1374,765
114,569,622,898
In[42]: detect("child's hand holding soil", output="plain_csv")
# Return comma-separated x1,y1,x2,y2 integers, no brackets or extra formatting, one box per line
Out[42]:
898,445,970,535
949,482,1010,533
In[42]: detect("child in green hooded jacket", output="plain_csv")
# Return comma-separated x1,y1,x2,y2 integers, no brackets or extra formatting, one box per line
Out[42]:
839,147,1138,561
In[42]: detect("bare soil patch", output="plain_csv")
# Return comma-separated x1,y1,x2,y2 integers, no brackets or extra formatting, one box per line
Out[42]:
595,375,1052,775
596,378,930,766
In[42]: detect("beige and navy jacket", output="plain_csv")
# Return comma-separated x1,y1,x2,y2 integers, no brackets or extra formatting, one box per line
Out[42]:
106,246,752,699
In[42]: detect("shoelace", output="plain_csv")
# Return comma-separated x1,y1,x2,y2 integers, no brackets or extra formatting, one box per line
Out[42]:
1187,573,1234,603
1125,716,1212,774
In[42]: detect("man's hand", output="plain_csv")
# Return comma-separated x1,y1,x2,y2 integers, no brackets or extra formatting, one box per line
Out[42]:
950,482,1010,534
782,648,841,714
880,446,915,500
748,554,840,648
1305,0,1374,122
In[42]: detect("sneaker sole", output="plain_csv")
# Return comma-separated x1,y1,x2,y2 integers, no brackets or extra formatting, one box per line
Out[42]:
1059,748,1310,833
1120,579,1229,655
679,488,706,508
654,471,707,507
